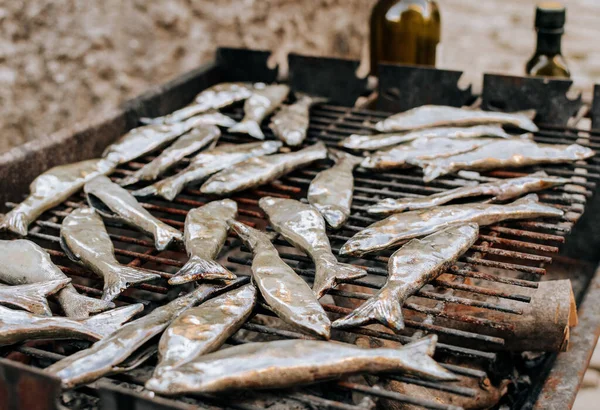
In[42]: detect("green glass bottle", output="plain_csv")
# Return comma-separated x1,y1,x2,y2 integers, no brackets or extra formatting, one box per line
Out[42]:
526,2,570,78
370,0,441,75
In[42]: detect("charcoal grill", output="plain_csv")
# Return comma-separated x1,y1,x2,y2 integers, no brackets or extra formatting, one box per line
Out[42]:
1,48,600,410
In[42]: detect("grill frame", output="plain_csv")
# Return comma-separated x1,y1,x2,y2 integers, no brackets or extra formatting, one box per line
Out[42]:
0,47,599,409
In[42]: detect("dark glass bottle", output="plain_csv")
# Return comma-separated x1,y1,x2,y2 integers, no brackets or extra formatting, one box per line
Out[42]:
526,2,570,78
370,0,441,75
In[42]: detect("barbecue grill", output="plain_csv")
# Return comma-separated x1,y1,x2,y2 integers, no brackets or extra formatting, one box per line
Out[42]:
1,47,600,410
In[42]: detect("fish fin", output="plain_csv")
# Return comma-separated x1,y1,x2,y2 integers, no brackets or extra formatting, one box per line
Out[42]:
332,288,405,331
512,193,539,204
228,120,265,140
321,207,347,230
153,225,183,251
0,279,70,316
102,265,161,301
367,198,406,215
139,117,160,125
328,149,363,166
398,335,459,381
168,256,237,285
80,303,144,338
416,161,447,183
0,211,29,236
57,286,115,318
313,262,367,299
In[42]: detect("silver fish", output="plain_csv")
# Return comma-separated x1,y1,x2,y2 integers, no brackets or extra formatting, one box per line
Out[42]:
340,194,564,256
0,158,115,236
0,279,70,316
307,149,362,229
201,141,327,195
412,139,595,182
269,94,326,146
119,125,221,186
140,83,254,125
0,239,114,318
339,125,514,151
45,279,246,388
229,84,290,139
361,137,495,170
60,208,161,301
169,199,238,285
334,224,479,331
133,141,282,201
368,171,570,215
0,303,143,347
84,175,183,251
151,284,256,377
230,221,331,339
375,105,538,133
258,197,367,298
145,335,455,395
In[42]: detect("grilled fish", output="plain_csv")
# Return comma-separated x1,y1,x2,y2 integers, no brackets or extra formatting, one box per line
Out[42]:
412,139,595,182
134,141,282,201
0,303,143,347
119,125,221,186
169,200,238,285
339,125,514,151
145,334,455,395
368,171,570,215
0,240,114,318
60,208,161,301
229,84,290,139
308,149,362,229
141,83,254,125
201,142,327,195
375,105,538,133
361,137,495,170
84,175,182,251
230,221,331,339
269,94,326,146
45,279,247,388
151,284,256,377
340,194,563,256
334,224,479,331
258,197,367,298
0,279,70,316
0,158,115,236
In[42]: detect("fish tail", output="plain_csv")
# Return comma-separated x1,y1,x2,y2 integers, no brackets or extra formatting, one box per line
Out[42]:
80,303,144,338
118,173,141,187
391,335,458,381
328,149,362,166
102,265,161,301
57,286,115,318
332,288,405,331
321,207,348,230
132,184,158,198
367,198,407,215
511,193,564,217
0,211,29,236
168,256,237,285
1,279,70,316
313,262,367,298
153,225,183,251
417,161,447,183
229,120,265,140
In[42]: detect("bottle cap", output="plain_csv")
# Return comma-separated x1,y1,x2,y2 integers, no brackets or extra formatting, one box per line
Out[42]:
535,2,566,30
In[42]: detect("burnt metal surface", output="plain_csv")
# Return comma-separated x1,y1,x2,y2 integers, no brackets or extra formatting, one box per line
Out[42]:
0,357,62,410
376,64,474,112
216,47,278,85
591,84,600,130
481,73,582,126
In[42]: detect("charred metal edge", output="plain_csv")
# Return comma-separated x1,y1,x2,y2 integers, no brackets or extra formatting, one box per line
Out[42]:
98,383,194,410
376,64,474,112
0,357,62,410
481,73,582,126
591,84,600,130
216,47,278,84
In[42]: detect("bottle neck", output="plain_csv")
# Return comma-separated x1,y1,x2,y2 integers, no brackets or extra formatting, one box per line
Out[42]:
535,29,563,55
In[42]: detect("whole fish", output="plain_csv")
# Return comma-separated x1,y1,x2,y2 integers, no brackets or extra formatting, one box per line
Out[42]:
339,125,514,151
0,240,114,318
368,171,570,215
0,303,143,347
60,208,161,301
375,105,538,133
145,335,455,395
201,141,327,195
340,194,564,256
151,284,256,377
411,139,595,182
0,279,70,316
361,137,495,170
119,125,221,186
258,197,367,298
45,279,247,388
0,158,115,236
269,94,326,146
334,224,479,331
230,221,331,339
307,149,362,229
140,83,254,125
84,175,183,251
133,141,282,201
169,200,238,285
229,84,290,139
